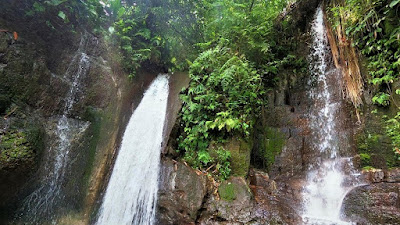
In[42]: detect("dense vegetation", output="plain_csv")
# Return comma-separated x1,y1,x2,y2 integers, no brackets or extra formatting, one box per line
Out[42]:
2,0,305,180
177,0,308,179
328,0,400,165
5,0,399,177
52,0,305,179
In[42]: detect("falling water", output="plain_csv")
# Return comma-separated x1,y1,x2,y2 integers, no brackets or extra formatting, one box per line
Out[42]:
96,74,169,225
19,34,92,223
301,7,360,225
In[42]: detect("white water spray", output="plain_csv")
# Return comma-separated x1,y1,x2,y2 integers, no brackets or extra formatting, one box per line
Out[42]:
96,74,169,225
20,34,92,223
301,7,360,225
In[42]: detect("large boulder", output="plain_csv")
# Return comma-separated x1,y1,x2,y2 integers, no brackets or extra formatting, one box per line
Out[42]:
198,177,256,224
157,158,208,224
342,182,400,224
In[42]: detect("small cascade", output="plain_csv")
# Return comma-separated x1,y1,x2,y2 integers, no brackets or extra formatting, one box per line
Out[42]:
19,34,93,223
95,74,169,225
301,7,361,225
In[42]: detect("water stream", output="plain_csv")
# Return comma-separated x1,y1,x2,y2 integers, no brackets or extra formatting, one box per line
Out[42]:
19,34,92,223
95,74,169,225
301,7,361,225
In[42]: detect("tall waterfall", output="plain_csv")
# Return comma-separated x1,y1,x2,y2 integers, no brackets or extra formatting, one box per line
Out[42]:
96,74,169,225
19,34,92,223
301,7,360,225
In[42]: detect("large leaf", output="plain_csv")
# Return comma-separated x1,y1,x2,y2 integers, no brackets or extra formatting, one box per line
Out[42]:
390,0,400,8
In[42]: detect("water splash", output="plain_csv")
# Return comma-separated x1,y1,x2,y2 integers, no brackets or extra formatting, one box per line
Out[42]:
301,7,360,225
18,34,92,224
96,74,169,225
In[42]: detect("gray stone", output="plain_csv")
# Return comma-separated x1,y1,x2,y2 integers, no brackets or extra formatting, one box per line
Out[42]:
385,168,400,183
371,169,385,183
157,158,208,224
342,183,400,225
199,177,256,224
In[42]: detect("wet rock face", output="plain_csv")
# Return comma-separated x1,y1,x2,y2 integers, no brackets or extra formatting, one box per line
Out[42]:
157,160,298,225
0,30,62,116
249,169,303,224
0,16,121,223
157,158,208,224
355,105,400,169
343,182,400,224
198,177,255,224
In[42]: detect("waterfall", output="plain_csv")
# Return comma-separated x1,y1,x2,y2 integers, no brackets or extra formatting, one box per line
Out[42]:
19,34,92,223
301,7,360,225
95,74,169,225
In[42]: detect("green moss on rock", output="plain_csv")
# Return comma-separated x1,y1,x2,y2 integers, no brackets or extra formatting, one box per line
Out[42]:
218,182,236,201
356,107,400,169
231,139,251,177
0,130,35,169
210,137,252,177
263,127,285,169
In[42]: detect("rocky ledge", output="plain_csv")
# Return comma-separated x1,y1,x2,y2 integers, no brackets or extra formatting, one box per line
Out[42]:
342,168,400,225
157,158,301,225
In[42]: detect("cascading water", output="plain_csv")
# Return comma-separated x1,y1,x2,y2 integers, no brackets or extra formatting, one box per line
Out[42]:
301,7,361,225
95,74,169,225
19,34,92,223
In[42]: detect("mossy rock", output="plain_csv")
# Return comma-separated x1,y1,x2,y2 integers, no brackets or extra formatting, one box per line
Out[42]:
0,130,35,169
252,122,286,171
263,127,285,169
218,182,236,201
356,106,400,169
210,137,252,177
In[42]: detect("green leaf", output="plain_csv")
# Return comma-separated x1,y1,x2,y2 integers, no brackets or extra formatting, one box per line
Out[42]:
390,0,400,8
58,11,67,20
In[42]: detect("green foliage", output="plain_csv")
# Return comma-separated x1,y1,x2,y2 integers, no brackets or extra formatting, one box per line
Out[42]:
360,153,372,167
175,0,308,179
178,46,262,178
386,111,400,160
104,0,207,76
111,5,163,78
25,0,105,29
144,0,207,71
335,0,400,161
183,146,232,180
330,0,400,106
215,149,232,180
372,92,390,106
200,0,291,69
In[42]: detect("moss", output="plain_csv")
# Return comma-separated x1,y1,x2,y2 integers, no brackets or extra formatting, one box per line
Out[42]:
218,182,236,201
81,106,104,187
362,166,376,171
264,127,285,169
356,107,400,169
230,139,251,177
360,153,371,168
0,130,35,169
210,137,252,177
